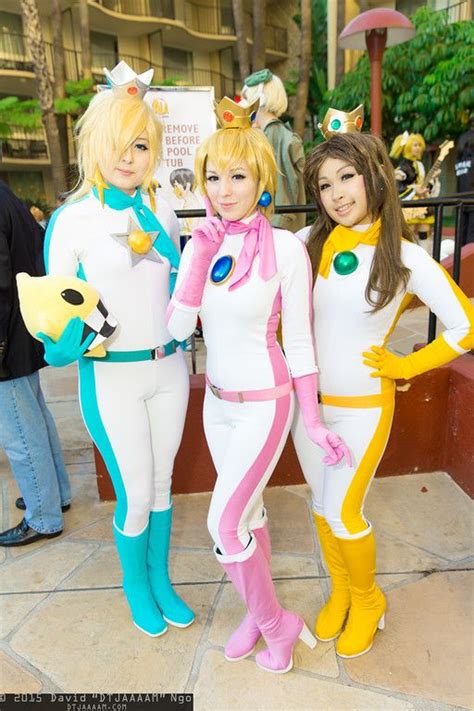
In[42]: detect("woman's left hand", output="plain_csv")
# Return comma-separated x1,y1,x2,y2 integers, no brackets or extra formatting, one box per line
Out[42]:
363,345,409,379
307,424,352,466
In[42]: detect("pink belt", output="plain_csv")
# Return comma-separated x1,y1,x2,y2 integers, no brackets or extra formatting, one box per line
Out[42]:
205,376,293,403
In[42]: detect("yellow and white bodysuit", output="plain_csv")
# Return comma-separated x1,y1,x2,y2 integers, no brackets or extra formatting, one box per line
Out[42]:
293,224,473,539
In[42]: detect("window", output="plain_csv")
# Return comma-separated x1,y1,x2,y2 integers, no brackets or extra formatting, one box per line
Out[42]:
91,31,118,72
163,47,192,82
0,12,28,70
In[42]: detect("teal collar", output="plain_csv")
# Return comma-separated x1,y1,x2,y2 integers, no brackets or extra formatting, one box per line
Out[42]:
92,184,180,276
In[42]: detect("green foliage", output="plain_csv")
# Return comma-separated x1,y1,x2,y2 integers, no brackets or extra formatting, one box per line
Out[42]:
0,79,95,138
314,6,474,146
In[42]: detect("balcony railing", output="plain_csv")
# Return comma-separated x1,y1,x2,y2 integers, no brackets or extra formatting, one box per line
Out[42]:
0,32,238,96
92,0,175,19
1,127,49,161
433,0,472,23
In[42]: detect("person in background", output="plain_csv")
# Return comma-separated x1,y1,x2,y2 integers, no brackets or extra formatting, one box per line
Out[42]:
0,181,71,547
241,69,306,232
454,126,474,245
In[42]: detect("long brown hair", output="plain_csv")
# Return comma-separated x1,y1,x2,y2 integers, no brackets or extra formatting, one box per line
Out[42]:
304,133,414,311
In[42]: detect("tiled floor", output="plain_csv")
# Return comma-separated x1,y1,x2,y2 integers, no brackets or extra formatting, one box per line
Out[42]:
0,305,473,709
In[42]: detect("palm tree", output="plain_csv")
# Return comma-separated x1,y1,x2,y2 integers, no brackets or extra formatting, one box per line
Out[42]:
252,0,267,72
293,0,312,138
79,0,92,80
20,0,67,196
232,0,249,82
51,0,68,171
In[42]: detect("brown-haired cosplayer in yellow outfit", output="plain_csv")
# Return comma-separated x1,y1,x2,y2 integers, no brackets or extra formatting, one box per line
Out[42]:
294,223,474,658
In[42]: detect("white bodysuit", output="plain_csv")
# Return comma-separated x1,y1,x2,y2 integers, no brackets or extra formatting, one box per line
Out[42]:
45,190,189,535
293,230,473,539
167,219,317,560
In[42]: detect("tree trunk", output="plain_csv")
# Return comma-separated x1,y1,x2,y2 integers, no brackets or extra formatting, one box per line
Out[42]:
293,0,311,138
336,0,345,85
252,0,266,72
232,0,249,82
20,0,67,196
51,0,69,173
79,0,92,80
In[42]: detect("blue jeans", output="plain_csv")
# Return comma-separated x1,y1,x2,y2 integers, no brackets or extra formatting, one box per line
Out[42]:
0,371,71,533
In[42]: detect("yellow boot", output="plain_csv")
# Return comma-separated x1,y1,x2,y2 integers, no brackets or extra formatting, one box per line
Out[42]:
335,531,386,658
313,513,351,641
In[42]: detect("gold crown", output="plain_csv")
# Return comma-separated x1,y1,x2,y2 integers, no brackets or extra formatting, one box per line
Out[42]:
215,97,260,129
318,105,364,139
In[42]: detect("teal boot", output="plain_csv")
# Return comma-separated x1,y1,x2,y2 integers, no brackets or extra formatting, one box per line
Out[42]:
148,508,195,627
113,524,168,637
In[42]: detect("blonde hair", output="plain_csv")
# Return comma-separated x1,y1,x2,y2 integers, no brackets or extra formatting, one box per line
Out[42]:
389,133,426,162
242,73,288,117
70,90,163,200
194,128,277,219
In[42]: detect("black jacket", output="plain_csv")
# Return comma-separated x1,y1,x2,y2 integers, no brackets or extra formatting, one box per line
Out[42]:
0,181,46,380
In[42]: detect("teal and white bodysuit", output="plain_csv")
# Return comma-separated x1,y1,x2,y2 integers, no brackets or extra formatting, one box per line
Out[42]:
45,187,188,535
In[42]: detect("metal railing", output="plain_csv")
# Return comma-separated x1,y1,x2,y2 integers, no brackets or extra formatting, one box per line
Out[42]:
0,32,239,96
0,127,48,160
433,0,472,23
93,0,175,18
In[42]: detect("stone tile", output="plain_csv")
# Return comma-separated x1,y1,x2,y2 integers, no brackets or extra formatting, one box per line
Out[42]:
0,592,47,639
344,572,473,708
209,578,339,678
0,651,42,693
45,399,91,452
376,533,447,575
11,584,219,692
376,573,425,594
366,473,473,562
283,483,312,501
265,488,315,554
193,649,414,711
270,553,318,580
387,324,418,344
172,492,213,549
68,517,114,543
387,335,421,356
59,545,222,590
0,540,97,593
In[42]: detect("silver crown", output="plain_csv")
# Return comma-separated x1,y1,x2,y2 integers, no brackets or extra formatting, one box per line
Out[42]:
103,60,153,99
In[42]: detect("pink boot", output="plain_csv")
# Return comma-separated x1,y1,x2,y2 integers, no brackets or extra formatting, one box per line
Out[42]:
220,540,316,674
224,524,270,661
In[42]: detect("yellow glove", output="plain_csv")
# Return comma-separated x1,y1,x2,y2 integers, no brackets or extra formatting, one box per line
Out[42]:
363,337,461,381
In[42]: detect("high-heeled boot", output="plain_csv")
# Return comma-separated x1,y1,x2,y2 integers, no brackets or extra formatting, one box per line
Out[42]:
113,523,167,637
220,541,316,674
335,530,386,658
313,513,350,641
224,523,271,661
147,508,195,627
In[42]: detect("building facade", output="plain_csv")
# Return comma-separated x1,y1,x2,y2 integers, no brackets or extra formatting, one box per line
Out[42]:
0,0,300,206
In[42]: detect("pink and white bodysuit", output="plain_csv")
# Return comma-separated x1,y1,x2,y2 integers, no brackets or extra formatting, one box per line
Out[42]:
167,214,317,561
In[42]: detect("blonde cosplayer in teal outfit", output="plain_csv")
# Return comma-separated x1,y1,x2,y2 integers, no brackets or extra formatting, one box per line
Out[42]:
41,62,194,636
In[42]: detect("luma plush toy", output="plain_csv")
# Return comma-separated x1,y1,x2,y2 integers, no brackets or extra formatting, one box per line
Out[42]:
16,273,117,357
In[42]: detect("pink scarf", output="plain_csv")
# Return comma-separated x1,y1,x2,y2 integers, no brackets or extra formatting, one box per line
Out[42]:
221,212,277,291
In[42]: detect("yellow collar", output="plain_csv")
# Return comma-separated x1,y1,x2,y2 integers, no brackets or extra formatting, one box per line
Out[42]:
319,219,381,278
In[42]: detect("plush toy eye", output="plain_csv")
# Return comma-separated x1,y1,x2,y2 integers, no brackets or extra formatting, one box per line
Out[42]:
61,289,84,305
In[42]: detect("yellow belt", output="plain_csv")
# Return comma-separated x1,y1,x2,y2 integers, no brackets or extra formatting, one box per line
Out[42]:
320,381,395,409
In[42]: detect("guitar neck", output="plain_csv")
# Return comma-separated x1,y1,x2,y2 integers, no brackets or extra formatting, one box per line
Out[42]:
423,159,442,189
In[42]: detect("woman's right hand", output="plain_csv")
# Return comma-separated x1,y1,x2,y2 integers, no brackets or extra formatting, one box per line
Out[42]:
191,218,225,262
37,317,95,367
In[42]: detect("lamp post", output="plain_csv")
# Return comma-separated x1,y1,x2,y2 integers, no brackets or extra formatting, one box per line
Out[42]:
339,9,415,136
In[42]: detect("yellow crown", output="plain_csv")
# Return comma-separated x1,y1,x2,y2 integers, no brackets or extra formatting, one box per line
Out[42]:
215,97,260,129
318,104,364,139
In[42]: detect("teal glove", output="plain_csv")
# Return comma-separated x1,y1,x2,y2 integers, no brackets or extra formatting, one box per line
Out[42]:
37,317,95,368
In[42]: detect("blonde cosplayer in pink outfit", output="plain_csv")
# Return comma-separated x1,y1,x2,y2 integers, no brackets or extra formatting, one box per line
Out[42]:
166,99,350,674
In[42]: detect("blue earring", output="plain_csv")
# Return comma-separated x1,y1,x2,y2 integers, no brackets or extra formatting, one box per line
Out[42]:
257,191,272,207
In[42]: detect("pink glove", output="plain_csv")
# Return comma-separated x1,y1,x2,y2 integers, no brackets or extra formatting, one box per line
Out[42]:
294,373,352,466
174,216,225,308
